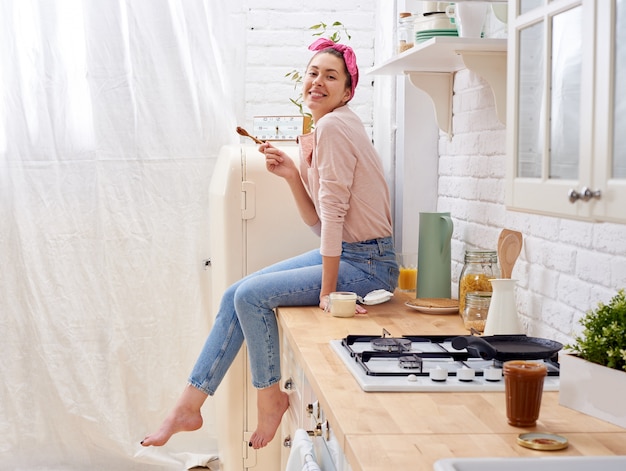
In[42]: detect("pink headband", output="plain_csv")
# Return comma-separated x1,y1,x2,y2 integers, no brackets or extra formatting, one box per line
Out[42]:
308,38,359,99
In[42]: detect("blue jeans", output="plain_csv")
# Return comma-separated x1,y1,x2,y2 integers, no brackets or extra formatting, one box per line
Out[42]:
188,237,398,393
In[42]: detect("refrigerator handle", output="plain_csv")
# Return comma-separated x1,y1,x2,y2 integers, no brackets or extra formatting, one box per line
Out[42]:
241,181,256,220
242,431,257,467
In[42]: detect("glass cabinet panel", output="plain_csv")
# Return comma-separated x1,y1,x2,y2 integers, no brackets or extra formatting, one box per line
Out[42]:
509,0,625,221
549,6,582,180
520,0,544,16
516,6,583,181
517,22,544,178
614,0,626,178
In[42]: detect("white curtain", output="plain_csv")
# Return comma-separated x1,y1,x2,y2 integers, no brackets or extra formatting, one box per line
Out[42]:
0,0,240,469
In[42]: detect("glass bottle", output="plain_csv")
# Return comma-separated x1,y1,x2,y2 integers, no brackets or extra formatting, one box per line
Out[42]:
458,250,500,316
462,291,492,333
398,12,414,53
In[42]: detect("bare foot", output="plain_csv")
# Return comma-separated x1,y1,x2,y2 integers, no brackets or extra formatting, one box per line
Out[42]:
141,385,207,447
249,385,289,449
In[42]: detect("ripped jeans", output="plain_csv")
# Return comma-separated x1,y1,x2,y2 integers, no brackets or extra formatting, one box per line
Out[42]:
188,236,398,393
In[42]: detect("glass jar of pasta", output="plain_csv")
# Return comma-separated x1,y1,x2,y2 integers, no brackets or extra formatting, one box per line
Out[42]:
463,291,492,333
458,250,500,316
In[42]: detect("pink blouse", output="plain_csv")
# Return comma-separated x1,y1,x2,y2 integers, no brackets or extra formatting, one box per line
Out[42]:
298,105,393,257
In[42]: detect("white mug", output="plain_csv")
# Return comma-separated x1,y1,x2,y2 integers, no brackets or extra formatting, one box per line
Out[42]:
328,291,357,318
446,2,488,39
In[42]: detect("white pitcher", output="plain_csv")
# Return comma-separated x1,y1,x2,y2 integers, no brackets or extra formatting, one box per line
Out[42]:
483,279,524,335
446,1,488,38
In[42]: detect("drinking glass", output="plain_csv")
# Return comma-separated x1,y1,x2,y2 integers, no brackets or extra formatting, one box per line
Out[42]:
396,253,418,292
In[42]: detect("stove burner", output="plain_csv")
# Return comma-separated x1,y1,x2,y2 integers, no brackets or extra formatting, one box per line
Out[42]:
371,337,412,352
332,335,560,392
398,355,422,370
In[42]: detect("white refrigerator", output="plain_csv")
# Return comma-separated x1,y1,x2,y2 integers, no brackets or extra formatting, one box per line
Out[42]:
208,144,319,471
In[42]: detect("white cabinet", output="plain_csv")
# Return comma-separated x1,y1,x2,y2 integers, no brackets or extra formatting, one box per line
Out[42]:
279,329,310,468
279,325,349,471
505,0,626,222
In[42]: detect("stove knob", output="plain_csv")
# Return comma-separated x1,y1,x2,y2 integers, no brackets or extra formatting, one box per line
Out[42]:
484,366,502,382
457,366,475,382
429,366,448,382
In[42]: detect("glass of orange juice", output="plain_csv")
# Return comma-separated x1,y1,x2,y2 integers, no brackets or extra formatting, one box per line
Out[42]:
396,253,417,292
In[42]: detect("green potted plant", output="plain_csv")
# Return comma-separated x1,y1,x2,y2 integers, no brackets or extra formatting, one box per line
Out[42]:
566,289,626,372
559,289,626,428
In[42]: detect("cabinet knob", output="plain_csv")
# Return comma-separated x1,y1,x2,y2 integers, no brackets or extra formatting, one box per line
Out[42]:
283,377,294,390
307,401,320,420
568,187,602,203
283,426,325,448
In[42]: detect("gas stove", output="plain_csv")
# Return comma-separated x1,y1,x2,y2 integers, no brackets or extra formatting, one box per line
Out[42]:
330,331,560,392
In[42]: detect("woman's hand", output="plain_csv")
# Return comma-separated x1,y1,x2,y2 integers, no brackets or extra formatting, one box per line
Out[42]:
259,142,297,180
319,294,330,312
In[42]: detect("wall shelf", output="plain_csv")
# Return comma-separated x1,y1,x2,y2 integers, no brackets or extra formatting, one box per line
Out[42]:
367,37,507,136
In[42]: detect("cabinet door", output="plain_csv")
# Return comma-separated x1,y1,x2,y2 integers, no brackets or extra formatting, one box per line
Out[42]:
592,0,626,221
506,0,594,218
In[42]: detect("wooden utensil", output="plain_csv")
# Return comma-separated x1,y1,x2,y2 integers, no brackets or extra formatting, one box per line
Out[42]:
236,126,265,145
497,229,523,278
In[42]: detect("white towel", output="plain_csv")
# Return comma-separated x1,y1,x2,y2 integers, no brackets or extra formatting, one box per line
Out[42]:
285,428,320,471
302,452,321,471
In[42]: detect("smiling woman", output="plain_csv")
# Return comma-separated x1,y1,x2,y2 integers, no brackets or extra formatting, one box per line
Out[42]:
139,35,397,461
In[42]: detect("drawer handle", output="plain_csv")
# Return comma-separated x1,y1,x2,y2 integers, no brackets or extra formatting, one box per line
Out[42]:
283,427,323,448
568,187,602,203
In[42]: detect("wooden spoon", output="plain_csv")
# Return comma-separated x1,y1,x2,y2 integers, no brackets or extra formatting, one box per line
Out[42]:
236,126,265,145
497,229,523,278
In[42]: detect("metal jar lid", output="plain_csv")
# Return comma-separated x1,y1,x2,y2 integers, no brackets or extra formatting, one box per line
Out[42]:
517,433,569,451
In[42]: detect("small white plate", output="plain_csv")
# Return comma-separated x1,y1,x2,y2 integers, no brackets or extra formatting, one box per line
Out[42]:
404,301,459,315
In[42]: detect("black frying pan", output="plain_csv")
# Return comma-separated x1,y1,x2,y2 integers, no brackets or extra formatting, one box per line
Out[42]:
451,335,563,361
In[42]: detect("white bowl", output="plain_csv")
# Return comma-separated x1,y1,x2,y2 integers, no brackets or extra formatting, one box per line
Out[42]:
413,13,456,33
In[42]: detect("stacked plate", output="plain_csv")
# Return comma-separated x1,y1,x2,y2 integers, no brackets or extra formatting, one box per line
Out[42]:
413,12,458,43
415,28,458,43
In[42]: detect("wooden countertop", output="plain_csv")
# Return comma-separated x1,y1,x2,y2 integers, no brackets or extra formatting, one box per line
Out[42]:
276,291,626,470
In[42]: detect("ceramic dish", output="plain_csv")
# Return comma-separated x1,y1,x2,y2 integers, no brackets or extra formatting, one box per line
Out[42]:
492,4,508,24
405,298,459,314
415,30,458,36
359,289,394,306
415,30,459,43
413,14,456,33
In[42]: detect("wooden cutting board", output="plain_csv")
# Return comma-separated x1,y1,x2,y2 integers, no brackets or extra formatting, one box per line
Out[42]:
498,229,523,278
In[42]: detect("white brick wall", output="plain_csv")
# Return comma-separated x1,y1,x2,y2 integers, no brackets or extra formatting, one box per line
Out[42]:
240,1,376,133
441,69,626,345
